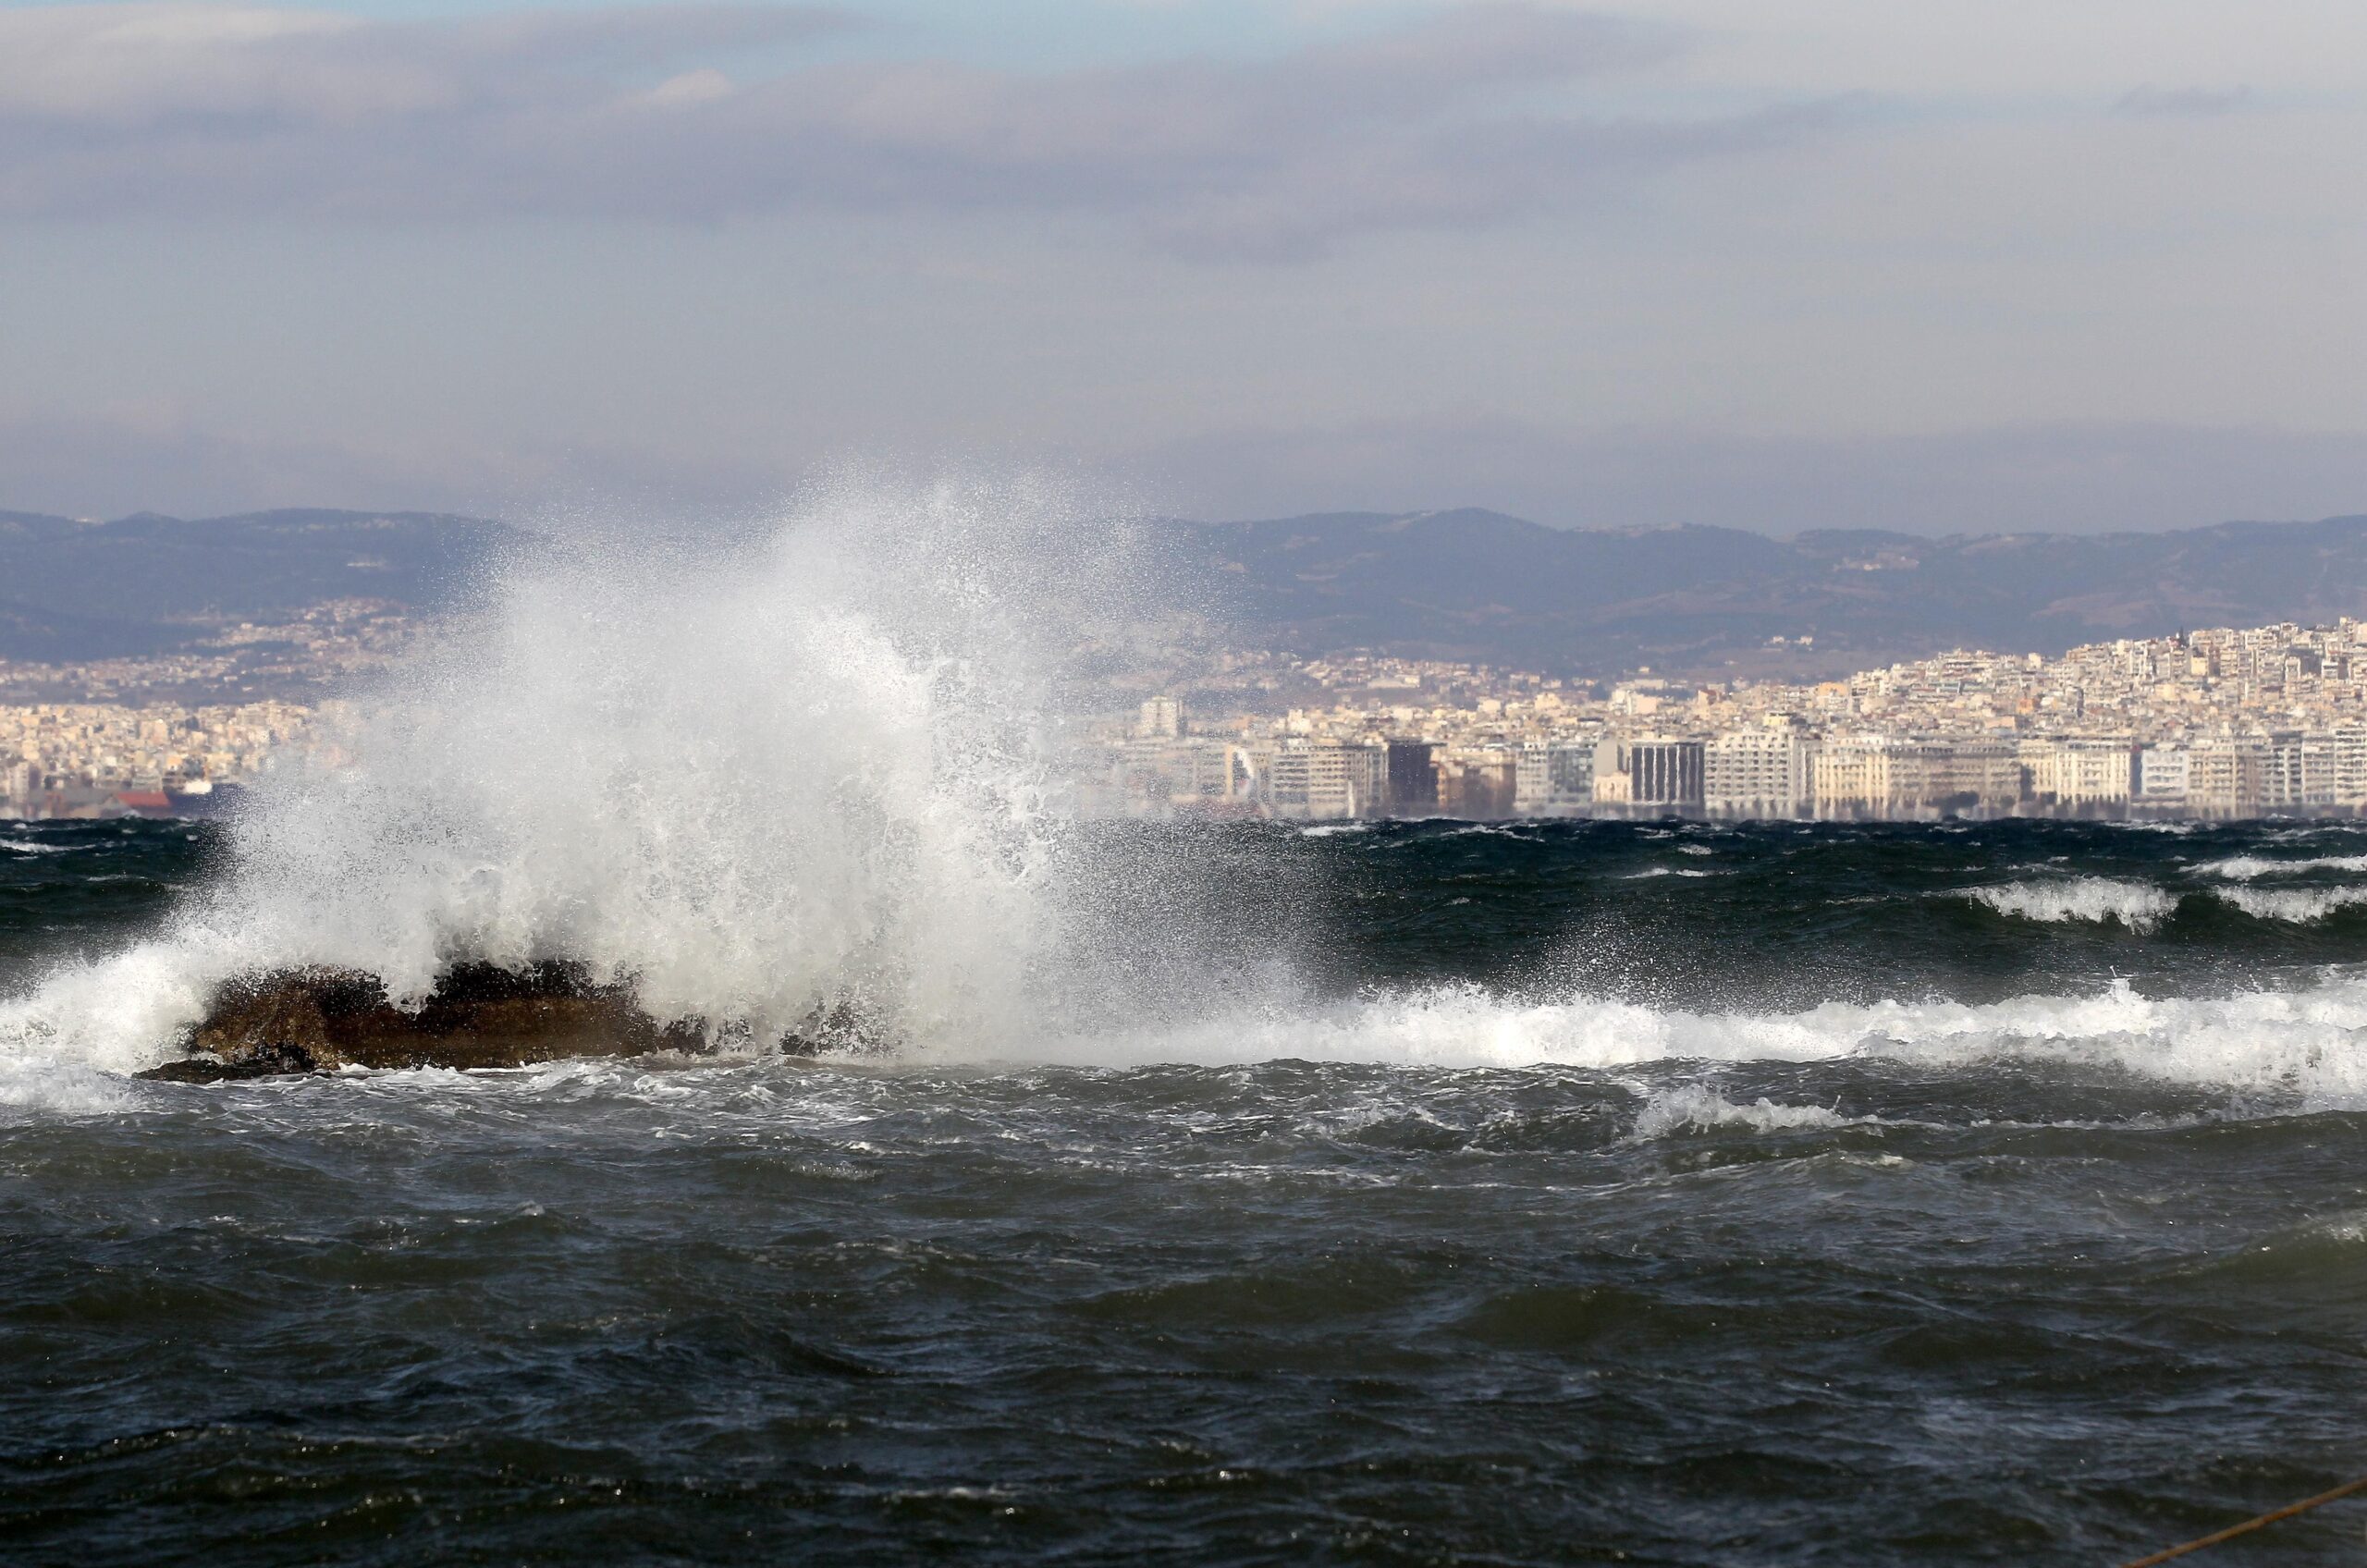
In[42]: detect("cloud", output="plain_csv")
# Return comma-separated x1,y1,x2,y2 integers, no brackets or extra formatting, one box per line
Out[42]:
2113,83,2255,117
0,405,789,521
0,4,833,124
0,2,1821,256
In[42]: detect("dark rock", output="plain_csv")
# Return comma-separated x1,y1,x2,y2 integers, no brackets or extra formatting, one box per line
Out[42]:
140,962,718,1081
139,1057,287,1084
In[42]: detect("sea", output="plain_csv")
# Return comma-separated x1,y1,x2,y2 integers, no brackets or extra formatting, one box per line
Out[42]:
11,815,2367,1565
8,504,2367,1565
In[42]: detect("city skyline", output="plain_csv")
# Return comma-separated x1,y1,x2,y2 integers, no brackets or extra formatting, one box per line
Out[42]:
1101,615,2367,821
25,603,2367,823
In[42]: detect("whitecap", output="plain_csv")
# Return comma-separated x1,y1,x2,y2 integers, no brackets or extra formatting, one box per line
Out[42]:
2214,886,2367,924
1630,1086,1853,1139
2196,854,2367,881
1958,877,2178,933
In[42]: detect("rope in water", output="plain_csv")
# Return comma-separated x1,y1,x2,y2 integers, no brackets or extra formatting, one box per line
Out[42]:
2117,1475,2367,1567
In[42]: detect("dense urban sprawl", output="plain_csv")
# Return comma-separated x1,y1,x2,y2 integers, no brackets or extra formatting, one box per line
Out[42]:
0,600,417,706
0,702,320,818
1093,619,2367,821
0,600,412,818
17,611,2367,821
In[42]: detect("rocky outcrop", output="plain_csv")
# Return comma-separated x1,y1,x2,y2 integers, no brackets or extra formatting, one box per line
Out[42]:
140,962,717,1082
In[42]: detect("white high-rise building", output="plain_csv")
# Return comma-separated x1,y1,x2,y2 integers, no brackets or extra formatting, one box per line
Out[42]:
1705,730,1807,818
1135,696,1184,740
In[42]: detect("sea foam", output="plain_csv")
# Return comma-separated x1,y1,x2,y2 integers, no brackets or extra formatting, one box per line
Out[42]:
1959,877,2178,932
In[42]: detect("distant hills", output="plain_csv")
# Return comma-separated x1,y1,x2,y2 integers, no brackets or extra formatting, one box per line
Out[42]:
0,508,516,660
6,504,2367,678
1172,508,2367,679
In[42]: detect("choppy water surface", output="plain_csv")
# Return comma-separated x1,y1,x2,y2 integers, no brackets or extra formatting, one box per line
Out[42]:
12,818,2367,1564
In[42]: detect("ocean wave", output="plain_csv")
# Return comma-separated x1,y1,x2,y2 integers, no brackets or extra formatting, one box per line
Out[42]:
1629,1087,1854,1139
23,951,2367,1110
1623,866,1719,879
2214,886,2367,924
0,1056,140,1115
2196,854,2367,881
1297,823,1374,838
998,974,2367,1104
1958,877,2178,932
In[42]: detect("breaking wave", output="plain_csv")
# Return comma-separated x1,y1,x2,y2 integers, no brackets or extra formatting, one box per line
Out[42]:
2197,853,2367,880
1030,975,2367,1104
2214,886,2367,924
0,477,1179,1073
1958,877,2178,932
1629,1087,1856,1139
10,479,2367,1116
0,838,73,856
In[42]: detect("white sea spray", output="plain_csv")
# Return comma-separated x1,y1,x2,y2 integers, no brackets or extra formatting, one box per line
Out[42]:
1960,876,2179,933
0,476,1167,1072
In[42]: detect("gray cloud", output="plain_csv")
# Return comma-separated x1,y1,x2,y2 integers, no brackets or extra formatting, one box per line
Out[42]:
0,407,788,522
0,2,1820,257
0,409,509,521
2113,83,2255,117
0,4,841,125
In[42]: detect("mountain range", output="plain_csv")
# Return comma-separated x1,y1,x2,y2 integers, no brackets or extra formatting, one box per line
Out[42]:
0,508,511,661
1172,508,2367,679
6,504,2367,679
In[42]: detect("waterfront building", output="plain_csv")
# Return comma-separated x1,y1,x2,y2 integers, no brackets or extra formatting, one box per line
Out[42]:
1135,695,1184,740
1514,740,1596,815
1705,730,1806,818
1384,739,1440,815
2021,737,2137,814
1810,737,2021,819
1266,738,1388,819
1592,738,1705,814
2134,745,2192,810
1110,736,1236,809
1438,746,1516,819
2185,735,2268,817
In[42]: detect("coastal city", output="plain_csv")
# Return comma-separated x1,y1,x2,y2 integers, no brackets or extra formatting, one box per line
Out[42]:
0,598,418,706
0,700,317,819
0,598,409,819
1091,616,2367,821
15,611,2367,822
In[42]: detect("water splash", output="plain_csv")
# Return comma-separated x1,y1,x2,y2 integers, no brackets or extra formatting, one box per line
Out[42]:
2,476,1176,1071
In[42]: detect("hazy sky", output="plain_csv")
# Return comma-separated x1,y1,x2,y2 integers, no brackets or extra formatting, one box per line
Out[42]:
2,0,2363,533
